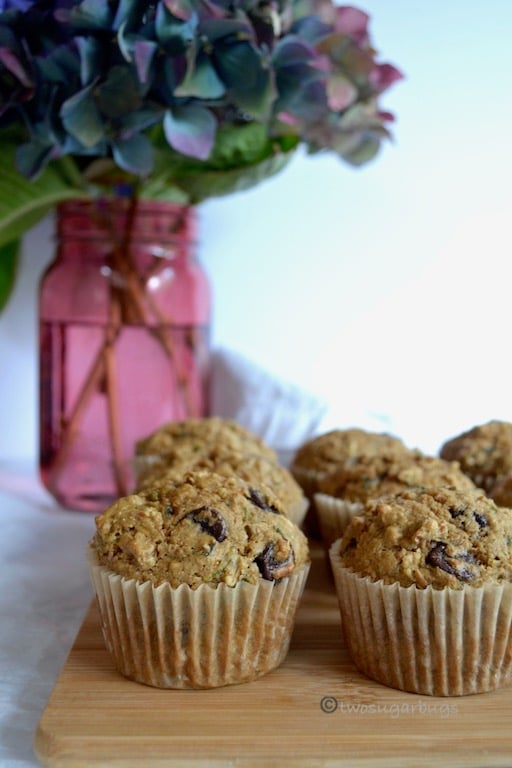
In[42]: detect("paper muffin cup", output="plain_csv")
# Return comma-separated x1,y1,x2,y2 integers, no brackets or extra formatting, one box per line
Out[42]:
288,496,309,529
289,465,325,500
329,540,512,696
314,493,363,549
289,467,330,538
87,550,310,689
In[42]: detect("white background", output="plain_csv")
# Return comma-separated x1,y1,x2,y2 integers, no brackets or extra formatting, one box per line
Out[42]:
1,0,511,464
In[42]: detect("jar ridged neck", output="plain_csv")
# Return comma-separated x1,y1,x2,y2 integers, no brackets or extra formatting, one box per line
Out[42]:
56,199,197,247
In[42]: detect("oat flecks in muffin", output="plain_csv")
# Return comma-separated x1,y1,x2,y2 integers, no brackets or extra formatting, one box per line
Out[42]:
318,453,477,502
338,486,512,589
137,447,305,516
91,470,309,589
291,427,413,477
440,420,512,494
135,417,277,464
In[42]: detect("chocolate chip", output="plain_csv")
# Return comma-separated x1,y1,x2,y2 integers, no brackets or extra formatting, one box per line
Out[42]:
339,537,357,555
186,506,228,542
247,488,281,514
426,541,474,582
473,512,488,528
165,503,173,516
255,541,295,581
449,505,488,530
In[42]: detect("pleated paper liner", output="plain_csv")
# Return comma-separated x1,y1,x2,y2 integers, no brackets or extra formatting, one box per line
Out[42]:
288,466,329,538
329,541,512,696
314,493,363,549
289,496,309,529
289,465,324,500
87,550,310,689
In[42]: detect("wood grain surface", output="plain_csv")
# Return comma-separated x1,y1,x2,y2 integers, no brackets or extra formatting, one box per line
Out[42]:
34,545,512,767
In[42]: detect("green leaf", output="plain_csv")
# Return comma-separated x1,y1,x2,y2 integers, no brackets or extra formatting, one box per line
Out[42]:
139,181,190,204
0,142,87,250
143,122,299,202
0,239,19,312
207,122,279,168
176,148,296,202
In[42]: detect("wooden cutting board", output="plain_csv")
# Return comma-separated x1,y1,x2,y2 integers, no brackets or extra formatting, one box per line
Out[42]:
34,545,512,767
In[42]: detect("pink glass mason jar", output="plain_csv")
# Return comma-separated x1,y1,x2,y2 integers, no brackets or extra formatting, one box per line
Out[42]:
39,198,211,512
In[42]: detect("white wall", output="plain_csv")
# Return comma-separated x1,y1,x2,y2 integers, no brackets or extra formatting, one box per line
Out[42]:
1,0,511,462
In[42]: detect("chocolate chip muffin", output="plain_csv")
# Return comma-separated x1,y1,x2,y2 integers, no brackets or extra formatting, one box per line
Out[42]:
490,473,512,507
93,470,309,588
135,447,308,528
291,427,411,488
439,420,512,494
88,470,310,689
329,486,512,695
315,452,477,548
290,427,413,536
135,417,277,485
337,486,512,589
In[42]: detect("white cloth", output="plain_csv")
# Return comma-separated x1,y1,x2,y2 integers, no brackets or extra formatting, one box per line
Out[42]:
210,347,327,465
0,350,328,766
0,461,96,767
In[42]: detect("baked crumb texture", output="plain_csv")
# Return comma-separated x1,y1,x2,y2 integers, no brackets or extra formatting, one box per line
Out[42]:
338,486,512,589
92,470,310,589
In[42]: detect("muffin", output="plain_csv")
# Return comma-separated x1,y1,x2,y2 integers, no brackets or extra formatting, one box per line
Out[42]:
490,473,512,507
88,470,310,689
439,420,512,495
290,427,411,496
136,449,309,528
329,486,512,696
135,417,277,485
315,452,478,548
290,427,413,536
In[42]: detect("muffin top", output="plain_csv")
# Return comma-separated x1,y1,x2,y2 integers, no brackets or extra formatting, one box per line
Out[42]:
137,450,306,515
135,417,277,468
91,470,309,589
318,453,477,502
439,420,512,493
489,473,512,507
337,486,512,589
291,427,412,477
